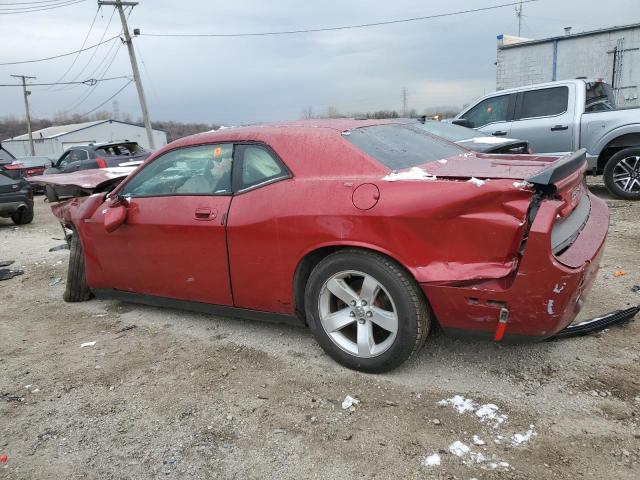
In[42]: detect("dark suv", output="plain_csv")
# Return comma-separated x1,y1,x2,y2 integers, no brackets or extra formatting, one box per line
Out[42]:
0,169,33,225
45,141,150,174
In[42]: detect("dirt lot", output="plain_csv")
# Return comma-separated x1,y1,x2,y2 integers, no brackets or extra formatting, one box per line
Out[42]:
1,179,639,479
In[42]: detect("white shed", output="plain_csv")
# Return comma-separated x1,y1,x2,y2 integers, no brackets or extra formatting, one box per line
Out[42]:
2,119,167,159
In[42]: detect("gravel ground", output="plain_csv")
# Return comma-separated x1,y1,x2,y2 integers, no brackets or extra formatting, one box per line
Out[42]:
1,178,639,479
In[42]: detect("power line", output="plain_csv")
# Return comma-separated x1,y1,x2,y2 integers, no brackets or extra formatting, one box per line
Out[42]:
81,78,133,116
142,0,540,38
45,5,101,90
0,75,130,86
0,35,119,65
0,0,86,14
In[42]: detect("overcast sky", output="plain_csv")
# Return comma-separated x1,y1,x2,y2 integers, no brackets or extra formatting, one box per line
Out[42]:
1,0,638,125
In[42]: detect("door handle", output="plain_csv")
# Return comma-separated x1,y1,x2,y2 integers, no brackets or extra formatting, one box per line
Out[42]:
551,125,569,131
194,207,217,220
492,131,508,136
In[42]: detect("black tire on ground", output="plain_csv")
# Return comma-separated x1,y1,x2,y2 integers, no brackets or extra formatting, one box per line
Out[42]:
603,147,640,200
304,249,430,373
63,233,93,302
11,207,34,225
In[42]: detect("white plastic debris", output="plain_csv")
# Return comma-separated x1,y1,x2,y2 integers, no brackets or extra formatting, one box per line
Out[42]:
80,341,96,348
467,177,486,187
471,136,509,144
341,395,360,410
341,130,352,136
511,425,537,446
449,440,470,457
422,453,441,467
382,167,437,182
472,435,486,446
31,388,40,393
437,159,448,164
438,395,475,414
513,180,533,189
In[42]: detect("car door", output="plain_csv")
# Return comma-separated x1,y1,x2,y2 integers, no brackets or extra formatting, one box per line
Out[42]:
459,93,516,137
60,149,89,173
225,143,293,313
84,143,234,305
509,85,575,154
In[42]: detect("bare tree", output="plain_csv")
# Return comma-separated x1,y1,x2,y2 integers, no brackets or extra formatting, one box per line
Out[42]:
301,106,314,119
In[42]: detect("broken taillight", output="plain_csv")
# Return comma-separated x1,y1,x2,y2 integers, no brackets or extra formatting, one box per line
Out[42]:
96,157,107,168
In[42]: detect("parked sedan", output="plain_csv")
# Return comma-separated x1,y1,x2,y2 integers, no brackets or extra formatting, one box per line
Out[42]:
0,169,33,225
417,119,531,154
31,119,608,372
1,156,52,180
44,141,150,175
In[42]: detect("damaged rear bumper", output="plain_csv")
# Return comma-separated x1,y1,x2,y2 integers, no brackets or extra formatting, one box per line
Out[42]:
422,191,609,341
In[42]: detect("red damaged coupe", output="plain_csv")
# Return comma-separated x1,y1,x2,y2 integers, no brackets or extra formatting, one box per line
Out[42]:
33,119,609,372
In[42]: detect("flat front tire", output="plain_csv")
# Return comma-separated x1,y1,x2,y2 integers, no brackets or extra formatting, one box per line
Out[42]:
603,147,640,200
63,233,93,302
305,249,430,373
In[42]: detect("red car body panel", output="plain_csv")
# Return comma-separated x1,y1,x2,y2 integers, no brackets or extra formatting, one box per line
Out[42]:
35,120,609,341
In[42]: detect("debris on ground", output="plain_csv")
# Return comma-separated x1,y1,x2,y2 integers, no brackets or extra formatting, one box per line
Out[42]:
0,268,24,281
48,244,69,252
422,453,441,467
0,454,7,464
80,341,96,348
0,260,14,267
632,285,640,293
613,270,626,277
49,276,63,286
1,393,24,402
114,324,136,334
341,395,360,410
511,426,537,446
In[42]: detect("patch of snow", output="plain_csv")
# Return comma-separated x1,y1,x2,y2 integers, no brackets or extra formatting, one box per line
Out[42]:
437,159,448,164
511,425,537,446
449,441,470,457
341,130,352,136
341,395,360,410
80,341,96,348
471,136,510,145
513,180,533,189
469,452,486,463
467,177,486,187
472,435,486,446
422,453,441,467
382,167,437,182
438,395,475,414
475,404,507,427
25,385,32,389
31,388,40,393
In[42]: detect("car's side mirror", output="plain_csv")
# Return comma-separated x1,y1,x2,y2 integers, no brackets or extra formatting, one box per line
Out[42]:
104,197,129,233
452,118,472,128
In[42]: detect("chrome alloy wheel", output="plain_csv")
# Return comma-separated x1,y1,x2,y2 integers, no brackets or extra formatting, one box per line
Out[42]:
613,155,640,193
318,270,398,358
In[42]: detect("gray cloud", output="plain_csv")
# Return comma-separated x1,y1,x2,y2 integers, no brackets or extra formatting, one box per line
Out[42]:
1,0,637,124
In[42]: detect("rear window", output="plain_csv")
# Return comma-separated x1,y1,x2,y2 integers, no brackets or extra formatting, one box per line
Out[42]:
416,120,480,142
96,143,144,157
344,124,466,170
517,86,568,119
0,148,14,163
585,81,616,112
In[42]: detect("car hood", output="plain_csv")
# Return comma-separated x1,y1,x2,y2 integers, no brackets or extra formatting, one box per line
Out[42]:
29,167,136,196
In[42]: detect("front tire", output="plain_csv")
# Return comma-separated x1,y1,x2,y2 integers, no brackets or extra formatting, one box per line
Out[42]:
63,233,93,302
603,147,640,200
305,249,430,373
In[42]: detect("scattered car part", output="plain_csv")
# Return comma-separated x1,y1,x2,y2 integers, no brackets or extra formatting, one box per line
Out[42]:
0,268,24,281
550,305,639,339
0,260,14,268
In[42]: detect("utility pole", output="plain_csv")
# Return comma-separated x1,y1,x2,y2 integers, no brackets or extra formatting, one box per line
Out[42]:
11,75,36,156
97,0,155,149
402,87,408,117
515,1,523,36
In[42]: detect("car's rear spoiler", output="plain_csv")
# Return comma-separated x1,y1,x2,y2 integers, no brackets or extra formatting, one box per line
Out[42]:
525,149,587,185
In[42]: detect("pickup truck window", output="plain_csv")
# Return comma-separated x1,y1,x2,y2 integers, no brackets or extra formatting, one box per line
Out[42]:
516,86,568,120
585,81,616,112
464,95,510,128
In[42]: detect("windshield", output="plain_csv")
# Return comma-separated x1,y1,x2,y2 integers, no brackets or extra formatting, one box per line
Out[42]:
585,81,616,112
345,124,467,170
415,120,481,142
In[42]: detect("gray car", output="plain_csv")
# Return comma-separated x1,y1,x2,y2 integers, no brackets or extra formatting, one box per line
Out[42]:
45,141,150,175
453,79,640,199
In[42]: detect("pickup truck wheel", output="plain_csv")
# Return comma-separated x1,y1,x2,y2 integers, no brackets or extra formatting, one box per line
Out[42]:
11,207,34,225
304,249,430,373
63,233,93,302
603,147,640,200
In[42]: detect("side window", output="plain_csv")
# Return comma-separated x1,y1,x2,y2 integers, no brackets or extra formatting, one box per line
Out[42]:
57,151,71,169
238,145,288,191
70,149,89,161
464,95,511,128
121,144,233,197
516,87,569,119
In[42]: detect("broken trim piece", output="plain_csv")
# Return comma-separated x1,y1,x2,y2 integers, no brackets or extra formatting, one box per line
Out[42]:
549,305,639,340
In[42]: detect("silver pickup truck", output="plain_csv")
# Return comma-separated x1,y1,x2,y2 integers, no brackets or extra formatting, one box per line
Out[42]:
453,79,640,199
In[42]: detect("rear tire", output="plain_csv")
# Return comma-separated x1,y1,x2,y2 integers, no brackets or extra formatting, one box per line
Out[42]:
11,207,33,225
304,249,430,373
603,147,640,200
64,233,93,302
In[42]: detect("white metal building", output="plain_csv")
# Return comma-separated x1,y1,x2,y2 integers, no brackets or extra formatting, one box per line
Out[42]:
2,119,167,158
496,23,640,108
